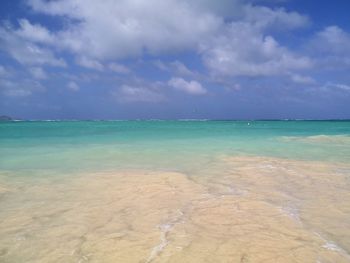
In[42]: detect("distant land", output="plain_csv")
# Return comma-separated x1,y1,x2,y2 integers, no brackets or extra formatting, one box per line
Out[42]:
1,117,350,122
0,115,12,121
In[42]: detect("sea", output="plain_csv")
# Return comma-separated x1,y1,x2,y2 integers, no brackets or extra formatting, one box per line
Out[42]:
0,120,349,262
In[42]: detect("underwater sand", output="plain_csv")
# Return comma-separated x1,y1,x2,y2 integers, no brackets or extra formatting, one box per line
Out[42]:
0,121,350,262
1,156,350,262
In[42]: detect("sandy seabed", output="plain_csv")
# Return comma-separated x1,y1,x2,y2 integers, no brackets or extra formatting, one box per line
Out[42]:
0,156,350,263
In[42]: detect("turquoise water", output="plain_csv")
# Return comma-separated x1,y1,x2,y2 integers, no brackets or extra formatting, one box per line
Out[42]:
1,120,350,262
0,121,350,176
1,120,350,175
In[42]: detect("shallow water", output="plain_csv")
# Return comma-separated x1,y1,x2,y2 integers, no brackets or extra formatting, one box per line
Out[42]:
0,121,350,262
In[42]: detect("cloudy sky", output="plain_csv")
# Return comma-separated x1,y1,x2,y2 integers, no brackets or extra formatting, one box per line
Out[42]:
0,0,350,119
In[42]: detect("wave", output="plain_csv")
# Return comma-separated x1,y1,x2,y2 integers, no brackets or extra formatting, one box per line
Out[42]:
279,134,350,144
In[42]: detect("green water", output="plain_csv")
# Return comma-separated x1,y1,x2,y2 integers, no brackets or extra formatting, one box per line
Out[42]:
1,121,350,262
1,120,349,176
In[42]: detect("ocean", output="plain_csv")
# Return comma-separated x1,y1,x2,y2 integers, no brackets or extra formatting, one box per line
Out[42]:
0,120,350,262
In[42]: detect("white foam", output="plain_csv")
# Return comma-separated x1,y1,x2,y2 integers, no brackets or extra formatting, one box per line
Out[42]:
259,164,277,170
323,241,341,252
314,232,349,257
146,210,186,263
227,186,248,196
280,206,300,222
146,224,171,263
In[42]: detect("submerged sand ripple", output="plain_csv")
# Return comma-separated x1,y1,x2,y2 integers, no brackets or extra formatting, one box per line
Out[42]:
279,134,350,145
0,157,350,262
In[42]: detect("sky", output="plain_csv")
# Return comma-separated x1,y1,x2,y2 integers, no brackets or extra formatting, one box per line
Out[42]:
0,0,350,120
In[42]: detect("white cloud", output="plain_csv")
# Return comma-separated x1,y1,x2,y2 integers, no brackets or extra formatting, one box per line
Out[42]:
15,19,55,44
290,74,315,84
25,0,310,62
28,67,48,79
153,60,168,71
306,26,350,70
312,26,350,55
18,0,312,83
0,78,45,97
115,84,165,102
0,65,10,77
155,60,194,77
333,83,350,91
0,0,316,92
154,60,195,76
171,61,194,76
225,83,241,91
76,56,104,71
27,0,222,60
242,5,309,31
0,25,66,67
322,82,350,92
108,63,130,74
168,77,206,95
67,81,79,91
201,23,312,77
0,65,45,97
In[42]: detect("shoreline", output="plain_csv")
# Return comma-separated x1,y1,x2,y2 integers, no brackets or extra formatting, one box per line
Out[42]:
1,155,349,262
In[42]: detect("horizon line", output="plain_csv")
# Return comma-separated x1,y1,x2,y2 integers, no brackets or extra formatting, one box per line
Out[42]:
2,118,350,122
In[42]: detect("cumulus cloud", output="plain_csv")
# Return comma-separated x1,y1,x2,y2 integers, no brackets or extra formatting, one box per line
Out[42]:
75,57,104,71
108,63,130,74
112,85,164,102
242,5,309,31
154,60,194,76
311,26,350,55
15,19,55,44
67,81,79,91
0,0,309,82
201,23,312,77
0,78,45,97
307,26,350,70
289,74,315,85
0,25,66,67
168,77,207,95
0,64,46,97
112,79,166,102
0,0,334,97
27,0,222,60
28,67,48,79
0,65,10,77
25,0,309,61
322,82,350,92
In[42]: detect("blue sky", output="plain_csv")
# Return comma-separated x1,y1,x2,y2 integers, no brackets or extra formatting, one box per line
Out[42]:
0,0,350,119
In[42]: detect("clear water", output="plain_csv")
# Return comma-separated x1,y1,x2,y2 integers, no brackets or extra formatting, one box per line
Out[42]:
1,120,349,173
0,120,350,262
